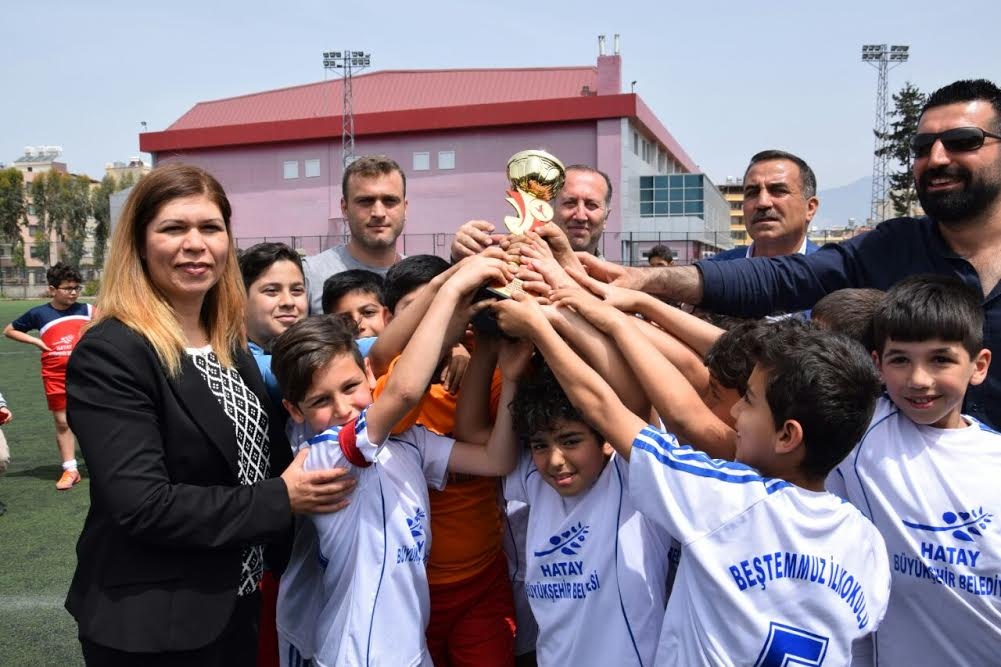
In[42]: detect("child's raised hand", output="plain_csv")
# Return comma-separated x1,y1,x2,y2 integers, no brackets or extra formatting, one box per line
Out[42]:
441,343,471,394
551,285,626,332
490,291,548,339
497,337,535,380
444,249,513,298
534,222,585,273
518,242,577,292
566,266,644,313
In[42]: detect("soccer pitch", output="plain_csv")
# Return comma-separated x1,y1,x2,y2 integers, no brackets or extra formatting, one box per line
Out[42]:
0,300,88,666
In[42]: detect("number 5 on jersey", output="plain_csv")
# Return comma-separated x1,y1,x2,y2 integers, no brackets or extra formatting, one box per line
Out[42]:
755,622,829,667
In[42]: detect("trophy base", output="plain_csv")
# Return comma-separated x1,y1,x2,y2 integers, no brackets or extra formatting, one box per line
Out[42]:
483,278,524,300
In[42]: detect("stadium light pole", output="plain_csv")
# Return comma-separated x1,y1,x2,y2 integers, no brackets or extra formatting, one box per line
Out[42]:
322,50,371,169
862,44,909,224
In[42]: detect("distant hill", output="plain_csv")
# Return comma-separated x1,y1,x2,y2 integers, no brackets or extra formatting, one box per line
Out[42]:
814,176,871,229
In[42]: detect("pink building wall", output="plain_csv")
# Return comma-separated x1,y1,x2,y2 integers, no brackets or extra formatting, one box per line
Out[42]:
156,122,605,244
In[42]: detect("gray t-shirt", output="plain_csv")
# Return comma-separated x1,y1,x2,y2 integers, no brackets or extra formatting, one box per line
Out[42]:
302,244,396,314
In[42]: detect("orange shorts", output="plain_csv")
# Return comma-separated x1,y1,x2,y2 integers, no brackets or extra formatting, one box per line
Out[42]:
426,552,515,667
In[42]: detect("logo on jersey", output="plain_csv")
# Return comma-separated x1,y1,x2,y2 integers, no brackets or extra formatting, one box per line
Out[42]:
406,507,426,539
397,507,427,565
534,521,591,558
902,507,993,544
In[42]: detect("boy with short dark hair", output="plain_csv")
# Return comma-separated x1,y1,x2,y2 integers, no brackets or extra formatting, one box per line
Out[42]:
828,274,1001,665
321,268,390,339
492,293,891,665
497,357,675,666
270,254,520,667
811,288,884,352
3,262,92,489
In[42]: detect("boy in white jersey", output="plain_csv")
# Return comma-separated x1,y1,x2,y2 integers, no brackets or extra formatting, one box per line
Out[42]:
492,292,891,666
457,344,677,666
270,253,521,667
828,275,1001,666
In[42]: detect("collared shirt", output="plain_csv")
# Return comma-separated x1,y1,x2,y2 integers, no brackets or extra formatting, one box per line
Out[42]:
707,236,819,262
696,215,1001,429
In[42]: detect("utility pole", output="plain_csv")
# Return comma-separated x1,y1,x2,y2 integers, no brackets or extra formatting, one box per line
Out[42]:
861,44,909,223
322,50,371,168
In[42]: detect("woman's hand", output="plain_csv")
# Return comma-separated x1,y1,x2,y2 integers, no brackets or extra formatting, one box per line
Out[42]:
281,448,357,514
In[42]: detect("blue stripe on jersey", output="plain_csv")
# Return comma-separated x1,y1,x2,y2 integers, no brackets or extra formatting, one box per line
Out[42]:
366,474,388,667
307,429,340,447
611,457,644,665
355,407,369,435
851,407,899,523
635,428,790,492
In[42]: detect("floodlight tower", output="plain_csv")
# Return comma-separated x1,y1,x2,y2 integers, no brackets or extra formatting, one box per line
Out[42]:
861,44,909,223
322,50,371,168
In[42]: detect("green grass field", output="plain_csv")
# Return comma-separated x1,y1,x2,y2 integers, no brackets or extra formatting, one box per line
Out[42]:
0,300,89,666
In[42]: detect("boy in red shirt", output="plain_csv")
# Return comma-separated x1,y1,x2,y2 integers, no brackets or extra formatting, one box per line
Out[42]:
4,262,93,489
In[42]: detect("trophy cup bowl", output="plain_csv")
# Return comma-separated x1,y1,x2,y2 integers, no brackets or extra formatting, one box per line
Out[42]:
506,149,566,201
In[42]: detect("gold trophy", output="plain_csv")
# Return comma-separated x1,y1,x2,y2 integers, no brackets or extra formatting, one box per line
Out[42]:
486,149,566,298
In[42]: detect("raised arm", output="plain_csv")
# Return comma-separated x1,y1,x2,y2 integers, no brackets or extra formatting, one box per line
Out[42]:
552,288,736,459
447,338,532,477
366,255,511,444
452,332,500,445
490,294,648,460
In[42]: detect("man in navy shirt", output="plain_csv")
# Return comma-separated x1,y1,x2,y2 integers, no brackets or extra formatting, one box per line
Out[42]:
578,79,1001,430
709,150,821,261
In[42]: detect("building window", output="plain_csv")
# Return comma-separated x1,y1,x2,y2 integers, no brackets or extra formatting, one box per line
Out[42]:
639,173,705,218
438,150,455,170
633,132,639,155
413,152,430,171
304,159,321,178
283,160,299,180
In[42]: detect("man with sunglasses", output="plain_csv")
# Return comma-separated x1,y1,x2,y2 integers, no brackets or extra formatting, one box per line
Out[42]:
576,78,1001,432
3,262,93,490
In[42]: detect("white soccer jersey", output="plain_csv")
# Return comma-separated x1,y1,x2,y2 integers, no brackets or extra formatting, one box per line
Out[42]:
277,422,323,663
286,409,454,667
829,396,1001,666
505,450,674,667
630,426,891,667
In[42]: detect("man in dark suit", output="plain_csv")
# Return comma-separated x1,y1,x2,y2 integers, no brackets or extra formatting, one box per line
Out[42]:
709,150,820,262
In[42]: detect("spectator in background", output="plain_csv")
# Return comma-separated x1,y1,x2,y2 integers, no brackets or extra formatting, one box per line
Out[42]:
3,262,92,490
303,156,407,313
647,244,674,266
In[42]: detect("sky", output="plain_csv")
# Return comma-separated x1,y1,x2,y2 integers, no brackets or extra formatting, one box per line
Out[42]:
3,0,999,206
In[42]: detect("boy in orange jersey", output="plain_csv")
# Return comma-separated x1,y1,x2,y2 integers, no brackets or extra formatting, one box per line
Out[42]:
369,254,515,666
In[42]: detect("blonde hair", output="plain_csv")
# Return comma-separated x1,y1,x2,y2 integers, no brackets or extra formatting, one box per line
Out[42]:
96,163,246,375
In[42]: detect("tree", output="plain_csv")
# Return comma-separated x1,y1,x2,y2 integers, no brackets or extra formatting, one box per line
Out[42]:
0,168,28,267
29,171,93,267
91,174,116,268
875,82,926,217
60,174,92,267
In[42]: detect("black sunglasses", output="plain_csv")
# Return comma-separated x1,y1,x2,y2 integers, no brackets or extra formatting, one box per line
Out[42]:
910,126,1001,158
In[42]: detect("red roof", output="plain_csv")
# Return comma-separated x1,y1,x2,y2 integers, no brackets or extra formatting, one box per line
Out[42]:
168,67,598,130
143,66,698,172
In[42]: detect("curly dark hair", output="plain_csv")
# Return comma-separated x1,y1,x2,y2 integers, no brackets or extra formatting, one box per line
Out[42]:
510,359,601,443
46,262,82,287
704,319,772,396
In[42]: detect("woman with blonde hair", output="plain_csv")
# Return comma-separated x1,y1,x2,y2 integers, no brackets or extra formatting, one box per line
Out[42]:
65,163,354,665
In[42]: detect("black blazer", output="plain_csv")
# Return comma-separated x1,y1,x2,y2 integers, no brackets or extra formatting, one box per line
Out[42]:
65,318,293,653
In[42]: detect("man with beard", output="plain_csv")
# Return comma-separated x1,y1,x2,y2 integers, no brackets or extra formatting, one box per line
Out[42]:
574,79,1001,430
708,150,821,260
451,165,613,259
304,156,407,313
